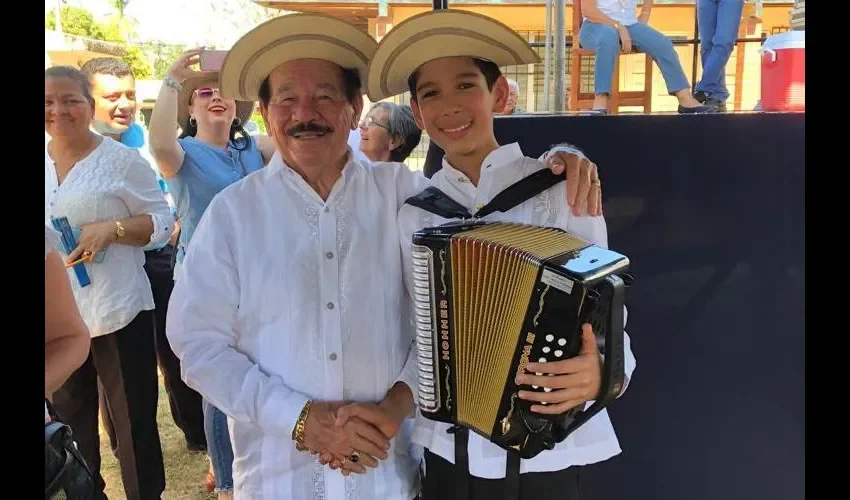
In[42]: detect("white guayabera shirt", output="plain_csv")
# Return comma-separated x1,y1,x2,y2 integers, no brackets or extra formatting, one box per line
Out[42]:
166,149,427,500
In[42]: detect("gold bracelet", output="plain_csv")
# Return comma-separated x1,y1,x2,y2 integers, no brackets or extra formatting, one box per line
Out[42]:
291,400,313,450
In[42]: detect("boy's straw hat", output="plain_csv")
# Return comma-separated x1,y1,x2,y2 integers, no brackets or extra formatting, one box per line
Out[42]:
366,9,540,102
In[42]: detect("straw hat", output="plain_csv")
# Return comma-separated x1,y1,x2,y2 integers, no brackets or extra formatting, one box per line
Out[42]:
177,74,256,130
219,13,378,102
366,9,541,102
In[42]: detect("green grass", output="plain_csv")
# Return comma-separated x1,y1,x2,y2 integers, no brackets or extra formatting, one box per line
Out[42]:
99,373,216,500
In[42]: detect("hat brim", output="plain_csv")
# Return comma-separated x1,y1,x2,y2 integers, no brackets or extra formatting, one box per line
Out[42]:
220,13,378,102
366,10,541,102
177,74,255,130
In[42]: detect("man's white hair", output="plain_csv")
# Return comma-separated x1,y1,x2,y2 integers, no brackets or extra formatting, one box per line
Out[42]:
506,78,520,92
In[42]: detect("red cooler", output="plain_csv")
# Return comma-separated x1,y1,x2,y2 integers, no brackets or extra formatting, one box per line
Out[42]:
759,31,805,112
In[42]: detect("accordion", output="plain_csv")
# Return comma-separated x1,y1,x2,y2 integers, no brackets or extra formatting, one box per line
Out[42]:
411,220,630,458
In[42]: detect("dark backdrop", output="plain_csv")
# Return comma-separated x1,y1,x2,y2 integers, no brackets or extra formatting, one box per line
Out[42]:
425,112,805,500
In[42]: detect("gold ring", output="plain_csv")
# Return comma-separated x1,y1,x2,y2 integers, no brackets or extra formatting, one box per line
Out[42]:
349,451,360,463
591,178,601,186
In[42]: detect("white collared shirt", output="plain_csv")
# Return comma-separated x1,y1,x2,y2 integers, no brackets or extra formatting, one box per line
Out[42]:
166,151,427,500
45,137,173,337
593,0,639,26
397,143,637,479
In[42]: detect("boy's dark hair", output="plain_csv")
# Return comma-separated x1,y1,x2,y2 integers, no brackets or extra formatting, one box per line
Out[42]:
79,57,134,80
407,58,502,102
257,66,362,108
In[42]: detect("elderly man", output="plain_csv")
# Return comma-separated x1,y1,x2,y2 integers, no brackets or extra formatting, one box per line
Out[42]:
166,13,603,500
77,57,206,454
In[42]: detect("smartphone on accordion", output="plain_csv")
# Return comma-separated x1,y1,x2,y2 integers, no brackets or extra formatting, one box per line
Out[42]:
410,220,630,458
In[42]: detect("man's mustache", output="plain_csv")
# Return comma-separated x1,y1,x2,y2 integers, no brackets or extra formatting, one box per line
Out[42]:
286,121,334,136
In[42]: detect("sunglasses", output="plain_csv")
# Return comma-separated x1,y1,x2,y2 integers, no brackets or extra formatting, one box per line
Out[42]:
193,87,221,99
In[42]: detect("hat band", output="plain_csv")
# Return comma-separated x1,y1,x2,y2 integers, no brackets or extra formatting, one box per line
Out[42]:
240,34,371,99
379,27,529,97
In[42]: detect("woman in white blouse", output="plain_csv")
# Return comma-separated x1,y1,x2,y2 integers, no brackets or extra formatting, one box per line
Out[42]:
45,65,172,500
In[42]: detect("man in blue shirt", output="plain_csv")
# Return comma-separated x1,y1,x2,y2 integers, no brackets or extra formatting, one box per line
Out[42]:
79,57,207,453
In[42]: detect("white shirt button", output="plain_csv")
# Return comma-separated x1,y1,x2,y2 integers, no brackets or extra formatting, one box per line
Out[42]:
326,302,334,309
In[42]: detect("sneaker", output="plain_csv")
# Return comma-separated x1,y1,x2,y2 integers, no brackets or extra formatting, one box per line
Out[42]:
678,104,719,114
705,98,727,112
693,90,710,104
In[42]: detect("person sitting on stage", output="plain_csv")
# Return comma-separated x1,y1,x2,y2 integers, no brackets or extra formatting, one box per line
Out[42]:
353,9,637,500
580,0,714,114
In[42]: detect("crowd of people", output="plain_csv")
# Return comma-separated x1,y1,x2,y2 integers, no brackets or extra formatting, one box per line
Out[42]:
44,0,806,497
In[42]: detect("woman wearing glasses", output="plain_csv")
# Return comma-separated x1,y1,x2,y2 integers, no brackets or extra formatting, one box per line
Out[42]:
148,48,274,500
358,102,422,164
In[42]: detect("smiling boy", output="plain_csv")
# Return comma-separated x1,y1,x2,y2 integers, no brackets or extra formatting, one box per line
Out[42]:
366,9,636,500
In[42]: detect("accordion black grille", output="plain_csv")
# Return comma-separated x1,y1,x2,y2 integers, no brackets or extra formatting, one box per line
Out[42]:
450,223,590,436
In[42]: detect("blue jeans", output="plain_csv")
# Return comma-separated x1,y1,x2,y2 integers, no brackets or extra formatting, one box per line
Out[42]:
695,0,745,101
579,21,691,96
203,399,234,492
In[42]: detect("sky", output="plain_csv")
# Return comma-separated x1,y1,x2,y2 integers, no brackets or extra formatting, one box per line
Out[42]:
45,0,282,47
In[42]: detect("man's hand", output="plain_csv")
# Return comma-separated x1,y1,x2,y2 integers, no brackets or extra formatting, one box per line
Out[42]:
300,402,389,475
515,324,602,414
321,383,414,475
545,151,603,217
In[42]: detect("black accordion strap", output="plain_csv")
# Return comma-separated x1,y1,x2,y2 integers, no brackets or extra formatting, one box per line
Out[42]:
474,168,565,218
449,426,471,500
504,451,522,500
404,186,473,220
403,168,566,220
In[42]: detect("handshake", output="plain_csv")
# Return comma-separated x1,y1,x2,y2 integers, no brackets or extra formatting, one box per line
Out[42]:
293,383,413,476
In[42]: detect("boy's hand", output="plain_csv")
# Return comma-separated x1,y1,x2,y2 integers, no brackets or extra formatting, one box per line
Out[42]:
515,324,602,414
545,152,603,217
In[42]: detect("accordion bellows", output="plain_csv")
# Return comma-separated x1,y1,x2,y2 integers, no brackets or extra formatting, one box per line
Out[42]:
411,221,630,458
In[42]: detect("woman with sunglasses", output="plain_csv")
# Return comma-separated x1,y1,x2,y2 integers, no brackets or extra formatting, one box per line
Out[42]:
358,102,422,164
148,48,275,500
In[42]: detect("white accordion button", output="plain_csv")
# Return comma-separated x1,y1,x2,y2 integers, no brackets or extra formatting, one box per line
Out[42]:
535,372,543,376
558,338,567,346
538,357,547,363
544,387,552,393
545,334,554,342
532,385,539,389
542,346,551,353
554,350,563,357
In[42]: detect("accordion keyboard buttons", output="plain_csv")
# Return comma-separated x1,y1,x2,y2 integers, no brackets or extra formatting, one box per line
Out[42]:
538,358,547,363
545,334,554,342
542,346,551,354
554,350,563,357
558,338,567,346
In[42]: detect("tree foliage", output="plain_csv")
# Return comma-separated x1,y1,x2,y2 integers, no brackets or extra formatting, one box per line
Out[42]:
46,5,151,78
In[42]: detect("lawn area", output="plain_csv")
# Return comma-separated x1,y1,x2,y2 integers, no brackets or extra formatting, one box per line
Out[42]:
99,373,215,500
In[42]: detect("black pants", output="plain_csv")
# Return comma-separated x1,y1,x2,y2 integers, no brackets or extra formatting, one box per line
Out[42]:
52,310,165,500
422,449,582,500
102,246,206,452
